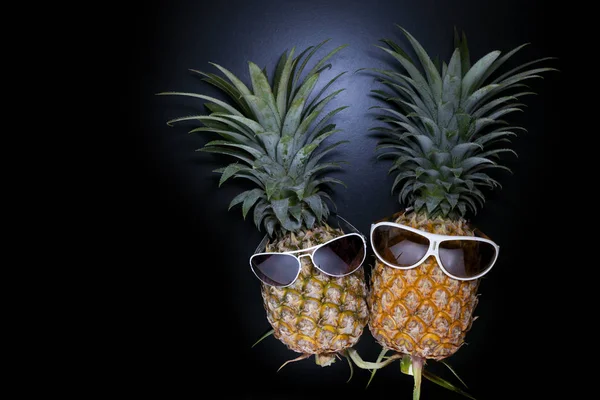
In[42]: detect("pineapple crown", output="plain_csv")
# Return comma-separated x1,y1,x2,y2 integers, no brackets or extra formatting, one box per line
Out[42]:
158,41,349,237
370,25,557,220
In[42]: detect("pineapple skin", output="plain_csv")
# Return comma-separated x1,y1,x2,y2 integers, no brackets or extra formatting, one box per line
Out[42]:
368,212,480,360
261,224,369,357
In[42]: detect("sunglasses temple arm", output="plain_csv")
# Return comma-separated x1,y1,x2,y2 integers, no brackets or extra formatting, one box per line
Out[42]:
253,234,270,254
336,215,362,236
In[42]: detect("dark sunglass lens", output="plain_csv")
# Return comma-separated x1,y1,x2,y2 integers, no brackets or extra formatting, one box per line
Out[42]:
250,254,299,286
372,225,429,267
438,240,497,279
312,235,365,276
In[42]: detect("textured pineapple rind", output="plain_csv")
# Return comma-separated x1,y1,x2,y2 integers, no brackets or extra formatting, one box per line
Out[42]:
260,224,369,355
367,212,480,360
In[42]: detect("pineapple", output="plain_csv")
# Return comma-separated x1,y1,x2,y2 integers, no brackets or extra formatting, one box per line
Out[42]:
365,26,555,394
157,41,369,367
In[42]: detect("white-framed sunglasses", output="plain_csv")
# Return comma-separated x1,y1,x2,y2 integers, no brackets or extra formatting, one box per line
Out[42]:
250,216,367,287
370,216,500,281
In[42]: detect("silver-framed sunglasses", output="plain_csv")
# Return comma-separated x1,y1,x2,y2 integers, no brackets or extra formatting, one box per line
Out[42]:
250,216,367,287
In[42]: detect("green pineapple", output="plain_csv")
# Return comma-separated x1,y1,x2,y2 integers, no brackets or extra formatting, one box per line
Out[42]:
362,26,556,397
157,41,369,367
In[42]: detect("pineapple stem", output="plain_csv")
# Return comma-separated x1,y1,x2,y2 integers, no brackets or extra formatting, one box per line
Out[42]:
346,348,402,369
315,353,336,367
412,355,424,400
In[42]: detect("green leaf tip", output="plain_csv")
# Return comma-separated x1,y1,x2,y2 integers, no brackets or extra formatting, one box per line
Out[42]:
250,328,274,348
422,370,476,399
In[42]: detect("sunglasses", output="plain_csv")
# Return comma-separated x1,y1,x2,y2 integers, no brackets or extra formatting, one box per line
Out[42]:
250,216,367,287
370,217,500,281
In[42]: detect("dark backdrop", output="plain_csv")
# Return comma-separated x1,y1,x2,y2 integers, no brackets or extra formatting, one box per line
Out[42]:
120,0,563,398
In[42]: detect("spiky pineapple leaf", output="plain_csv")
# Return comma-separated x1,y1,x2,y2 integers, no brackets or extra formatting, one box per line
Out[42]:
462,84,501,112
253,199,271,229
303,44,348,84
282,73,320,136
275,135,294,167
289,129,341,177
366,347,390,389
380,38,415,64
275,47,296,117
297,96,347,139
475,130,517,146
480,43,530,83
271,198,290,221
304,72,347,117
303,194,323,220
470,96,518,118
391,171,416,193
255,131,279,159
213,113,265,134
414,135,435,154
479,148,518,159
441,48,462,113
218,163,243,187
190,128,260,148
426,196,443,214
445,193,459,208
451,143,483,160
251,328,274,348
345,352,354,384
156,92,244,117
198,147,253,165
316,191,336,210
209,62,252,98
496,68,557,87
304,140,349,172
453,28,471,76
381,80,433,119
194,115,255,139
204,140,265,159
264,216,277,237
422,370,476,399
440,361,469,389
461,51,501,98
492,57,557,84
243,94,280,132
241,189,264,219
229,189,261,210
248,61,281,124
306,107,348,144
485,107,523,121
461,156,495,171
311,177,347,190
376,46,435,111
291,40,328,93
304,162,345,180
301,208,316,228
289,204,302,221
397,25,443,103
190,69,252,116
272,50,289,95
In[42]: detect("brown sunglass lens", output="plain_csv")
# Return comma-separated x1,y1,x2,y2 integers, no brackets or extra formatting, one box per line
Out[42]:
312,235,365,276
372,225,430,267
438,240,497,279
251,254,299,286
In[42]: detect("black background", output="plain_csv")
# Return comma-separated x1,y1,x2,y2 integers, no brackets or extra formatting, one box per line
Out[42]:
119,0,564,398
